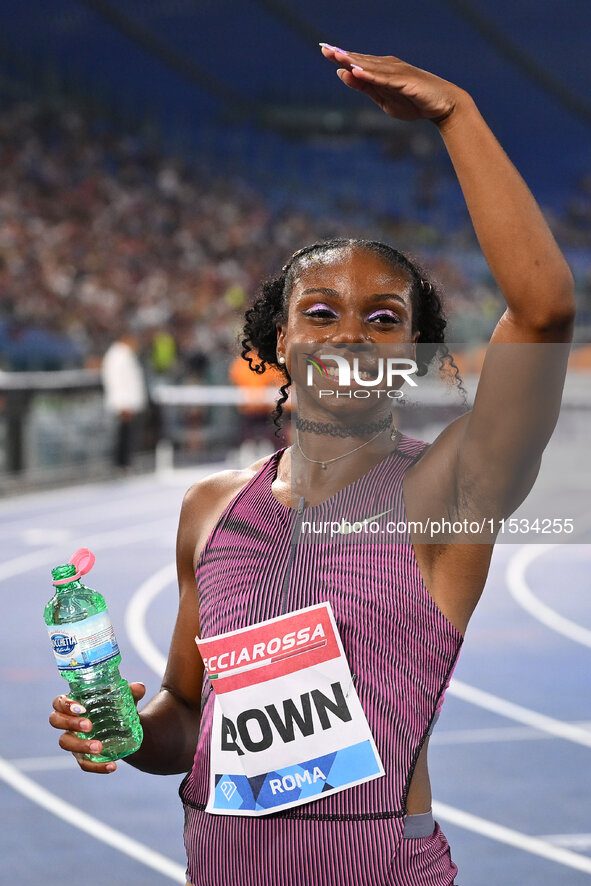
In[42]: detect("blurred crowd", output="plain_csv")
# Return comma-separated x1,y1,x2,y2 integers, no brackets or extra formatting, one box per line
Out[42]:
1,99,590,378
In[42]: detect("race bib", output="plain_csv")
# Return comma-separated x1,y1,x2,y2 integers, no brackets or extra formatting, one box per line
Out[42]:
196,602,384,816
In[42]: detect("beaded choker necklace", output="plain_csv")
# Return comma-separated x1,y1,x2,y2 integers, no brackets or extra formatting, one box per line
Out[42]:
295,413,393,438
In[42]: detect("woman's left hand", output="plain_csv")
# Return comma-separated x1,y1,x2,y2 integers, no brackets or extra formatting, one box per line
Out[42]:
320,45,467,126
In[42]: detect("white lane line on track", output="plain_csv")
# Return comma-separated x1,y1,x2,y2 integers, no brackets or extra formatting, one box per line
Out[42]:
6,487,179,537
20,528,75,547
433,801,591,873
542,834,591,850
124,562,177,678
0,463,218,529
432,721,591,746
507,544,591,648
0,755,186,882
0,478,149,519
0,519,170,582
448,679,591,747
9,755,76,772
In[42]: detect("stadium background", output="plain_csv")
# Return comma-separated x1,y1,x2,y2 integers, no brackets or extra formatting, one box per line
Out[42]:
1,2,591,885
1,0,591,482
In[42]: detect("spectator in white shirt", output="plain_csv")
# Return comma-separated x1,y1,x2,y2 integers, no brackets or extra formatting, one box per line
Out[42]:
101,332,148,468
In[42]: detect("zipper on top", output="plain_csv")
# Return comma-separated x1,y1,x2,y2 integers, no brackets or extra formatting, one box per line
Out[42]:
279,495,306,613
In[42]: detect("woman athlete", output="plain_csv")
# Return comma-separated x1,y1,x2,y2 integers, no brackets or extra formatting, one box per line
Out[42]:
49,46,575,885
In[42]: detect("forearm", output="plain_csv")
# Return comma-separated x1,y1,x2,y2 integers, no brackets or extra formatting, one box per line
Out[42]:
437,93,575,325
124,687,201,775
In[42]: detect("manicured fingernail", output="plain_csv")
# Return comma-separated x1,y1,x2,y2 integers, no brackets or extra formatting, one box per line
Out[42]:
70,703,85,715
90,741,102,753
79,719,92,731
106,763,116,772
319,43,349,54
351,65,364,71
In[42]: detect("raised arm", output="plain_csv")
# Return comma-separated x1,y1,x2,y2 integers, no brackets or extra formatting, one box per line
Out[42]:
321,46,575,517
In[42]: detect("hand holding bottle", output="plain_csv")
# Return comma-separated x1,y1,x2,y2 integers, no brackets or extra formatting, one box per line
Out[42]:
49,682,146,773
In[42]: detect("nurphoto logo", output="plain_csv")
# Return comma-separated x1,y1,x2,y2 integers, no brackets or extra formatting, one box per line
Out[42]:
304,352,418,398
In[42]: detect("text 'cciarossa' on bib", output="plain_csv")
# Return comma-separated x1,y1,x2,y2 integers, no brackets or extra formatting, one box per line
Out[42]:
196,602,385,816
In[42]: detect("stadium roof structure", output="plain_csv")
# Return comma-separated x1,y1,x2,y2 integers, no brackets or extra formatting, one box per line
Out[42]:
2,0,591,207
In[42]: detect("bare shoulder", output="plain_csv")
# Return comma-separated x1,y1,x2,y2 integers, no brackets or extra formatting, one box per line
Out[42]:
179,454,275,570
181,454,271,514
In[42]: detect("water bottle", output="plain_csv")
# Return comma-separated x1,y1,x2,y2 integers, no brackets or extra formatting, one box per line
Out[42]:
44,548,143,762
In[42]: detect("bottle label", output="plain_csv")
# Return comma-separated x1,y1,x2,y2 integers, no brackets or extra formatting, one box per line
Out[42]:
48,611,120,671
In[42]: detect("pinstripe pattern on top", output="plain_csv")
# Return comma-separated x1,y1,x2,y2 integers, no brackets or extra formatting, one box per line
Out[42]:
181,435,462,884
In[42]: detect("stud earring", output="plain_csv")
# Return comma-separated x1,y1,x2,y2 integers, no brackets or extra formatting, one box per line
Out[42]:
278,356,286,364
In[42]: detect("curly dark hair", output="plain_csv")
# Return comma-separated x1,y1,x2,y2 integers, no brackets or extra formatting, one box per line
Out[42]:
241,238,462,431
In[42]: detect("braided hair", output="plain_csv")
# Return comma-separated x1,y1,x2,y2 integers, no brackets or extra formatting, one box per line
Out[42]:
241,238,463,431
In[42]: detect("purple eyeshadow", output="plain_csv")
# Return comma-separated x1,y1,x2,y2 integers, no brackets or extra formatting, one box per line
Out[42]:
304,303,337,315
367,309,398,321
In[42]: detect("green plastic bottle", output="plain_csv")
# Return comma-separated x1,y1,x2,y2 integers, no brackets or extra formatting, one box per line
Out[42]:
44,548,143,762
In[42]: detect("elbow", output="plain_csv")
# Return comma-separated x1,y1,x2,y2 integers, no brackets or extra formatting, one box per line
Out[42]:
548,265,576,321
527,270,576,334
537,305,576,336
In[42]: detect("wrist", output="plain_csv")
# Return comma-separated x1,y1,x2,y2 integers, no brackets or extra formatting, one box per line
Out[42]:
432,89,476,135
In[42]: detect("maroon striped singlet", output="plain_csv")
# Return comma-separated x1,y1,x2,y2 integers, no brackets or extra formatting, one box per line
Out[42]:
180,435,463,885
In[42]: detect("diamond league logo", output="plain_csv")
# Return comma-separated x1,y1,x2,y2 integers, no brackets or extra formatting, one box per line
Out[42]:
220,779,237,801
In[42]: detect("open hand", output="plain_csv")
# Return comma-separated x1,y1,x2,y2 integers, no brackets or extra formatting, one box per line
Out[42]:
49,682,146,773
320,44,467,126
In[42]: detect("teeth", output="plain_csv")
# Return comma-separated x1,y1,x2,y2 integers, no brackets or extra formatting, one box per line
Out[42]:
321,367,377,381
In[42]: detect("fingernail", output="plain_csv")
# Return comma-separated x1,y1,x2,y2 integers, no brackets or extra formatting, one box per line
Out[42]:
90,741,102,753
106,763,116,772
79,719,92,731
319,43,349,54
70,703,86,715
351,65,364,71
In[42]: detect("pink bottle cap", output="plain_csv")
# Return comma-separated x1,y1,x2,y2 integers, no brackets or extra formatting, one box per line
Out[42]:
52,548,96,585
69,548,96,575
